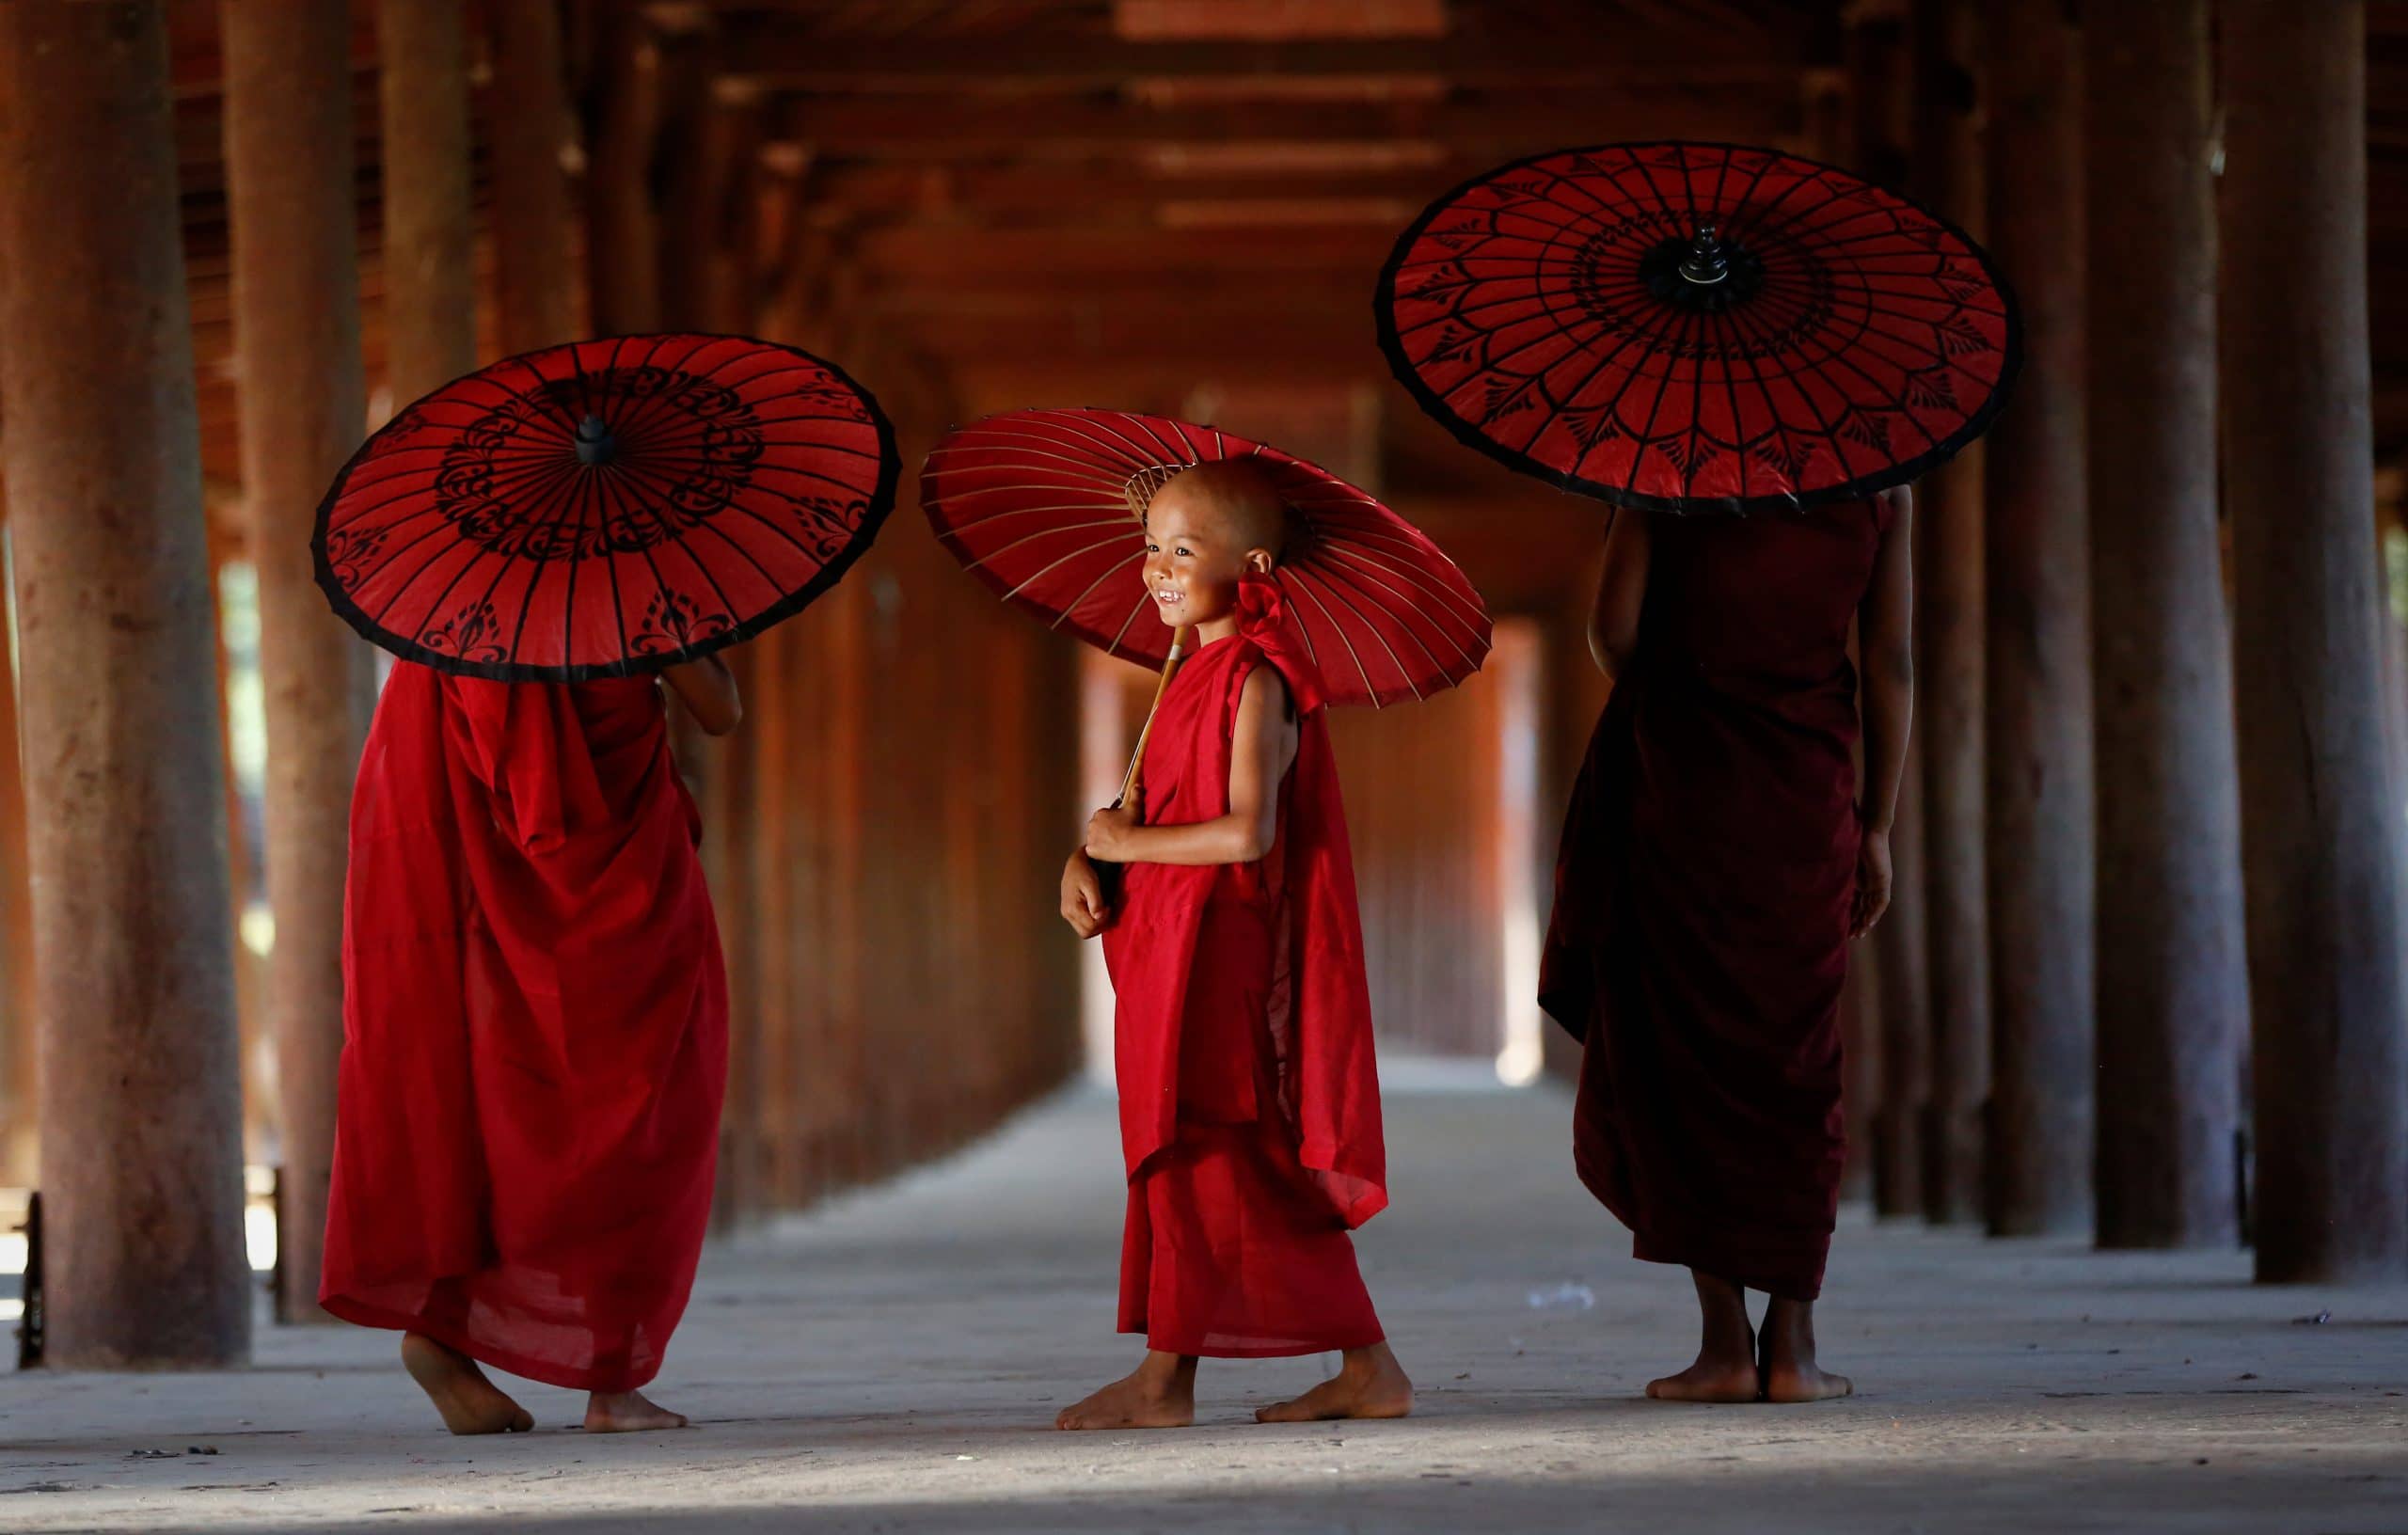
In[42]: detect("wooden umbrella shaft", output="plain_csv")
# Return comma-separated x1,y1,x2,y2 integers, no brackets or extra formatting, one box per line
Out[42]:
1113,626,1191,810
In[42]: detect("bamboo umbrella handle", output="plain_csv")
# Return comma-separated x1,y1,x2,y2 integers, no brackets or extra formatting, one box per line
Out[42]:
1111,625,1191,811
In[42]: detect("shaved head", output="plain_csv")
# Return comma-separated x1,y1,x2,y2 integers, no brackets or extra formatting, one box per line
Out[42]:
1149,459,1289,562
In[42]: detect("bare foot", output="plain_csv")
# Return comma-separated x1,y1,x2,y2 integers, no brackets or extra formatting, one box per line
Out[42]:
400,1333,534,1435
584,1389,690,1432
1255,1343,1414,1423
1645,1354,1764,1403
1762,1361,1854,1403
1055,1351,1196,1431
1760,1295,1852,1403
1646,1269,1762,1403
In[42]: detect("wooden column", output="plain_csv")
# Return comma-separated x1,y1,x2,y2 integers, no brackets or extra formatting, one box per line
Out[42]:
0,499,36,1188
1982,0,2094,1237
488,0,581,353
0,0,250,1366
379,0,479,400
1846,0,1928,1218
221,0,376,1320
1909,0,1990,1226
2084,0,2247,1249
2223,0,2407,1283
584,0,662,336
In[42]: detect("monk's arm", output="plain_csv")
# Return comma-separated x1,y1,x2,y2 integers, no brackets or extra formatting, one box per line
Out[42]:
1857,484,1915,834
1585,508,1652,679
1085,668,1297,866
661,653,743,736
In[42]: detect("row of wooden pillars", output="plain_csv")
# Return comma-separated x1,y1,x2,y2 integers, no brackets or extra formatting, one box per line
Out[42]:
0,0,1086,1369
1835,0,2406,1284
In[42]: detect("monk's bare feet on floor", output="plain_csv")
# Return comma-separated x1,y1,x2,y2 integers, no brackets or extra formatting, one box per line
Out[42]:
1648,1269,1762,1403
585,1390,690,1432
1255,1342,1414,1423
1056,1351,1197,1431
1759,1295,1852,1403
1644,1351,1764,1403
401,1333,534,1435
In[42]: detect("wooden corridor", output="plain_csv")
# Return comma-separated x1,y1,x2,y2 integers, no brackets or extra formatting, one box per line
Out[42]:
0,0,2405,1375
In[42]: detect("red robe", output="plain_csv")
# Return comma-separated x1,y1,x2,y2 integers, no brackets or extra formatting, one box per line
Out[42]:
1539,499,1890,1302
1101,577,1386,1357
321,662,728,1392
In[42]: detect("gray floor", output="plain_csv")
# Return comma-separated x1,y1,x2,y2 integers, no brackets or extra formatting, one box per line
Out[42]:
2,1068,2403,1533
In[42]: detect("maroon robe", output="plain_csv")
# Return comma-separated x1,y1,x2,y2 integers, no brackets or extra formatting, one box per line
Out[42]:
321,663,728,1391
1539,498,1892,1301
1102,577,1387,1357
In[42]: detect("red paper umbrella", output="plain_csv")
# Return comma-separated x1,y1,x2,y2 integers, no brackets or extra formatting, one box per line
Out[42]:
921,408,1491,708
314,333,897,679
1376,141,2021,514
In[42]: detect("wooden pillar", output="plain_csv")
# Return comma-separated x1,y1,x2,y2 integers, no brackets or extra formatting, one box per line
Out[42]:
2223,0,2407,1283
2084,0,2246,1249
1909,0,1989,1226
1981,0,2094,1237
221,0,376,1320
0,0,250,1366
0,503,36,1188
584,0,662,336
1846,0,1927,1217
379,0,479,399
488,0,581,353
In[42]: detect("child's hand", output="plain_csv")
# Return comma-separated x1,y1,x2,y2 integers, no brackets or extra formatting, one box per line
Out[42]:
1849,827,1893,939
1085,803,1139,863
1060,849,1111,939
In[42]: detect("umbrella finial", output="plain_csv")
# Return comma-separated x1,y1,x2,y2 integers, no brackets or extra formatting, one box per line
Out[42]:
1679,225,1730,287
575,415,617,467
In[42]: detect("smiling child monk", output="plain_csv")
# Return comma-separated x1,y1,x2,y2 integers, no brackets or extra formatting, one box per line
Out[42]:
1055,459,1412,1431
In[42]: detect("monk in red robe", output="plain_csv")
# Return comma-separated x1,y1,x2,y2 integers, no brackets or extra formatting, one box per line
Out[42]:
1540,488,1913,1404
321,654,741,1434
1056,461,1413,1431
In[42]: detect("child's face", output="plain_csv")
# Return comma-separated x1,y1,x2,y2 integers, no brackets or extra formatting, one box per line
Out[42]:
1142,479,1273,629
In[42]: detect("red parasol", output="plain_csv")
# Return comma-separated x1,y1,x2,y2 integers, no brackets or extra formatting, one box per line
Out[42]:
1376,141,2020,514
314,333,897,679
920,408,1492,710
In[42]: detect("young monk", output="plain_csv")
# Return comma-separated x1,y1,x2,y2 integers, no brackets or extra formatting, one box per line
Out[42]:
1055,459,1413,1431
320,654,741,1434
1539,487,1913,1405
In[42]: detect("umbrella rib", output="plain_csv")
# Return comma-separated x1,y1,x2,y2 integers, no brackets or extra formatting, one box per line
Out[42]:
1307,542,1489,661
559,449,600,667
599,462,711,665
337,442,578,547
959,518,1139,574
1288,556,1440,693
341,452,583,601
1021,410,1178,481
611,451,789,601
998,530,1148,606
1031,545,1149,631
1294,553,1457,682
931,417,1139,477
934,498,1122,535
502,446,610,664
1620,295,1703,497
610,333,727,447
1278,568,1386,704
378,458,581,662
1522,237,1701,471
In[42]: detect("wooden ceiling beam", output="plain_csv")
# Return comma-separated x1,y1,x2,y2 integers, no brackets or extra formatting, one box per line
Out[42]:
768,87,1798,160
718,24,1795,92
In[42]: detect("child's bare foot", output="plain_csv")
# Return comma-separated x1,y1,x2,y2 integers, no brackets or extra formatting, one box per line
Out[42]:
400,1333,534,1435
1759,1295,1853,1403
1056,1350,1196,1431
1646,1270,1763,1403
1255,1342,1414,1422
584,1389,691,1432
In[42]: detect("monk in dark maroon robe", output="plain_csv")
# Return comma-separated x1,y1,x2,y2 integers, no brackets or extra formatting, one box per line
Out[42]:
322,655,741,1434
1055,461,1412,1431
1540,487,1914,1404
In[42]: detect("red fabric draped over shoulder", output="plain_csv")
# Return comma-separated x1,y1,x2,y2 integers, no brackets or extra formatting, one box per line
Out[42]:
321,662,728,1393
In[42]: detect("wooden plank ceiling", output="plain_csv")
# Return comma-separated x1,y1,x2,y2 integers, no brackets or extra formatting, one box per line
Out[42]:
152,0,2408,554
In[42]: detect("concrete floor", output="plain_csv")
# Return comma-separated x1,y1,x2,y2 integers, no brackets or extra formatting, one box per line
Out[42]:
2,1067,2403,1533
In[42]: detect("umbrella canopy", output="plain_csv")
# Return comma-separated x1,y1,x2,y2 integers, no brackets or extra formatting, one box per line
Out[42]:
921,408,1491,707
1376,140,2020,514
315,333,897,680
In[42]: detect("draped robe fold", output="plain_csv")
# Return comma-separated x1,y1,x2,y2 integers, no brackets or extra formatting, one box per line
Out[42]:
1101,579,1387,1357
321,663,728,1392
1540,499,1889,1302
